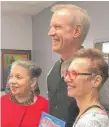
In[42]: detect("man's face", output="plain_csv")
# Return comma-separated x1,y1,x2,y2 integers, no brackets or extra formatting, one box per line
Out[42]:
48,10,76,54
64,58,95,98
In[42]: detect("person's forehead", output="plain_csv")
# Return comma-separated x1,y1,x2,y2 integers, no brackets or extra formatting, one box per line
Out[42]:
50,14,73,28
68,58,91,71
54,9,69,16
51,10,72,21
11,64,28,73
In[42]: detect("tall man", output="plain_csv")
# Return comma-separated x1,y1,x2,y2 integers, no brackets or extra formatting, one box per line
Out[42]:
47,4,90,127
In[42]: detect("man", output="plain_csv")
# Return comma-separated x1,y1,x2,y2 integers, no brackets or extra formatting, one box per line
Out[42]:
47,4,90,127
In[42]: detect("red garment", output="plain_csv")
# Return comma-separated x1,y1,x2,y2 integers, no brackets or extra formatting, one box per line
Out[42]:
1,94,48,127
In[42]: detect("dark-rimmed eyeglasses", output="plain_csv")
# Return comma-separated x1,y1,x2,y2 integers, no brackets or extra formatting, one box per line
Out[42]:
62,70,93,80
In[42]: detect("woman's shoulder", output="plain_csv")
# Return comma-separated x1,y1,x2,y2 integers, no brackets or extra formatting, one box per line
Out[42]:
77,110,109,127
86,109,108,118
1,94,10,100
1,94,12,106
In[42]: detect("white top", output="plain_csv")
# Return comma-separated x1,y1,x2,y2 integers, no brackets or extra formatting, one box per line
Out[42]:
73,109,109,127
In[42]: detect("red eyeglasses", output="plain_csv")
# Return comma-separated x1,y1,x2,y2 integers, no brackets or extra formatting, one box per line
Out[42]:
62,70,93,80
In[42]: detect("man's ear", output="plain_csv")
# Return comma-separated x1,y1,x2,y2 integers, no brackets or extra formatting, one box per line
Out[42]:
73,25,82,38
30,78,37,88
92,75,102,88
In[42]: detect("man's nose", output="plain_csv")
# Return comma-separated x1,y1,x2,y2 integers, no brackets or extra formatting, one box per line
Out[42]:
48,27,56,36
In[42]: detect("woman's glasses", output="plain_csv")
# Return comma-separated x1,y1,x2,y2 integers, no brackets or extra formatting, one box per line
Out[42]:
62,70,93,80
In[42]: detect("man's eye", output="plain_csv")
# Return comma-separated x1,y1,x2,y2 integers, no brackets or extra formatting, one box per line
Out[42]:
55,26,61,29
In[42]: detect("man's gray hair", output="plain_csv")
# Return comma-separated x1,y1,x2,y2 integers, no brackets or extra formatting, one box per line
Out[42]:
51,4,90,43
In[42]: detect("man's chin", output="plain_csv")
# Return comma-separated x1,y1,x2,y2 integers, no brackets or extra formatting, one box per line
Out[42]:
52,47,60,53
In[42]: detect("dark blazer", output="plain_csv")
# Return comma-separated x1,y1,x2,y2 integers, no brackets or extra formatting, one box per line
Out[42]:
47,60,79,127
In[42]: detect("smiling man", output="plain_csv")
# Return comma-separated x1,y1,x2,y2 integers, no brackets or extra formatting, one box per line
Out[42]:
47,4,90,127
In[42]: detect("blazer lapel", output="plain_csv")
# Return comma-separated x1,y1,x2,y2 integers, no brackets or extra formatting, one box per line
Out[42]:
47,60,62,93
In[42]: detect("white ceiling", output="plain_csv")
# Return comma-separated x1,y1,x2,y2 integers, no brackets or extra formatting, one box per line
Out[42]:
1,1,57,16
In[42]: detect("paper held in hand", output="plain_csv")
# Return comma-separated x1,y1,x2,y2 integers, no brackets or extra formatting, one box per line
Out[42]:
39,112,66,127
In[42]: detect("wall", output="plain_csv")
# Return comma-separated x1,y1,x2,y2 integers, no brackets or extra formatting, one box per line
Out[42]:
1,14,32,95
32,8,53,97
32,1,109,97
1,14,32,50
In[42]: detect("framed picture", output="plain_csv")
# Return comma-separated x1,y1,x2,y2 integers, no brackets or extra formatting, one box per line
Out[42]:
94,39,109,53
1,49,31,91
94,39,109,73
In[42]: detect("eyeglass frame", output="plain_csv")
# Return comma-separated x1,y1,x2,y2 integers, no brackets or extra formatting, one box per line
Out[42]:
62,70,94,80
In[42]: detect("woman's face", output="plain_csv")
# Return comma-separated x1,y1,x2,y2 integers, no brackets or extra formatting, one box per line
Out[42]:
9,65,31,96
64,58,95,98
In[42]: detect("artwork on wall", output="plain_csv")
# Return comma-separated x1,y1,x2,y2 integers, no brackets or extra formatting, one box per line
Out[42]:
1,49,31,91
93,39,109,53
94,39,109,72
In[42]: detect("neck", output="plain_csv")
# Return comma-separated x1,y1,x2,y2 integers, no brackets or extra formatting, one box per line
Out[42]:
61,45,81,61
14,91,33,103
76,92,100,116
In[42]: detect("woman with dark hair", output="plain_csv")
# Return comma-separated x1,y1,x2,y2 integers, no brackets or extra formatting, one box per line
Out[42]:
1,60,48,127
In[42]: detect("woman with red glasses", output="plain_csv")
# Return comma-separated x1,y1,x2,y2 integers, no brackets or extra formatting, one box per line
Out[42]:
63,48,109,127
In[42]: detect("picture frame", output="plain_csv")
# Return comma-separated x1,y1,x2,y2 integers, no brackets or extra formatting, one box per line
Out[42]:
1,49,31,91
93,39,109,53
94,40,109,73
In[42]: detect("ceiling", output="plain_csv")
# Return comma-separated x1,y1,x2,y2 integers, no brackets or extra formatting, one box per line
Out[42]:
1,1,57,16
